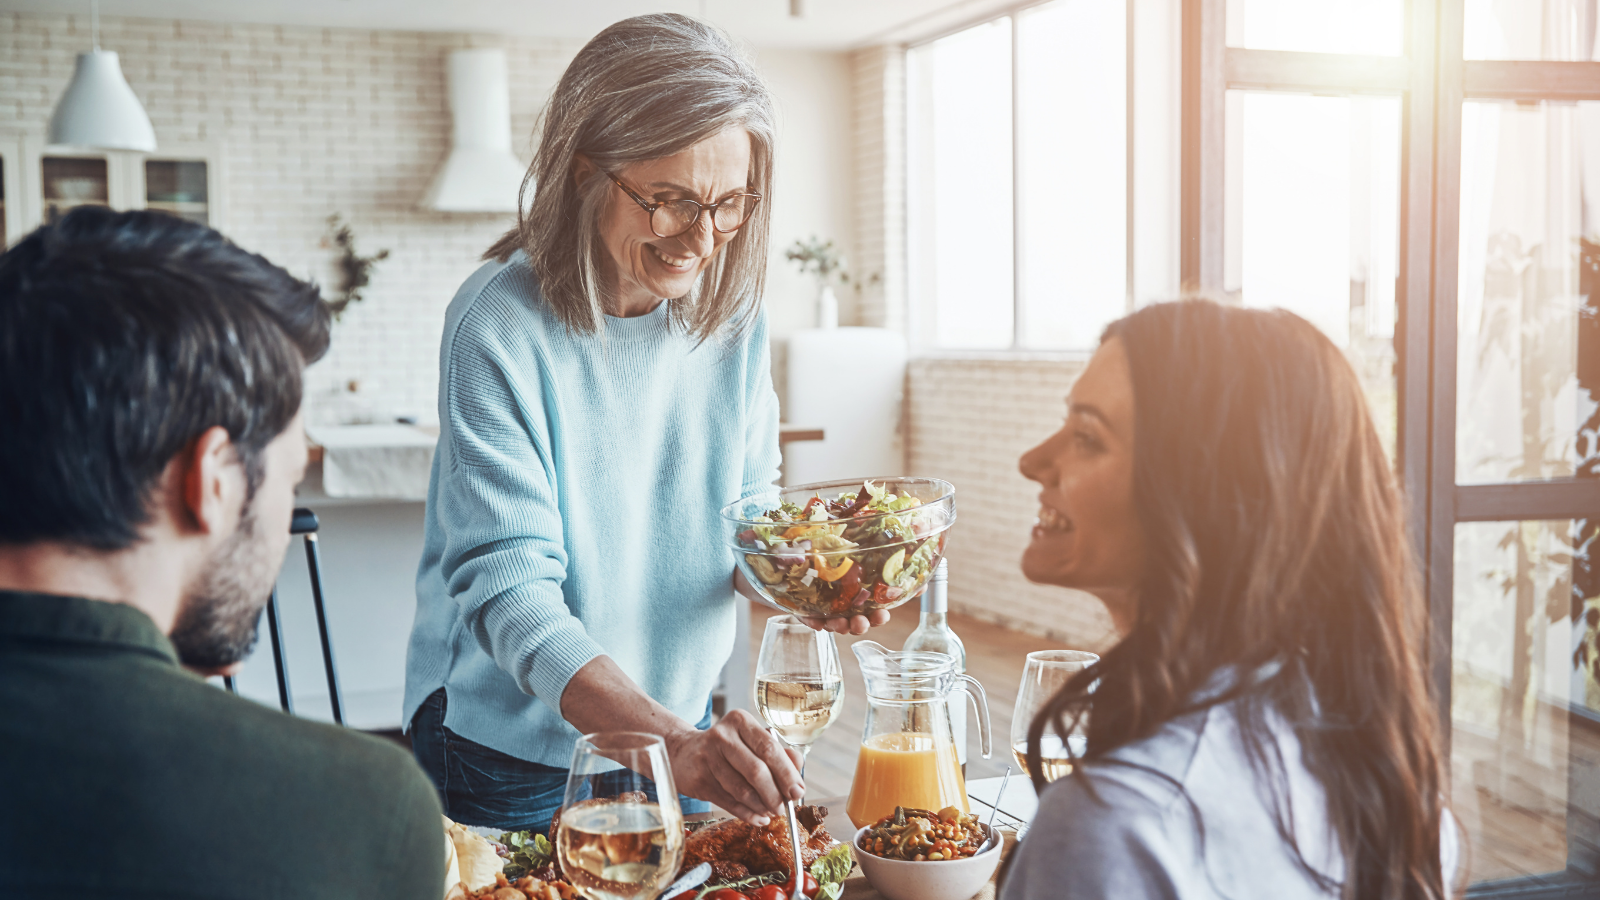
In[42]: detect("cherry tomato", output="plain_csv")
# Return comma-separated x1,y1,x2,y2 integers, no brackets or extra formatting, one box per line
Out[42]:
834,562,862,605
705,890,752,900
786,872,819,898
667,892,699,900
750,886,785,900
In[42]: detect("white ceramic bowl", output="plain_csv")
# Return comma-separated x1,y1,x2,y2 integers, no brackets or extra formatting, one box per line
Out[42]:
851,823,1002,900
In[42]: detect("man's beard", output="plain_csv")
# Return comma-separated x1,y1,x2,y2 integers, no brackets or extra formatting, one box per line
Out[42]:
169,503,281,670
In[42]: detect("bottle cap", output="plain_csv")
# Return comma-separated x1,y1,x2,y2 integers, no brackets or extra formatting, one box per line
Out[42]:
923,558,949,613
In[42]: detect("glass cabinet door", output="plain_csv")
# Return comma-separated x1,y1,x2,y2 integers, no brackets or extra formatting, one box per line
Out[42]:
41,156,109,223
144,160,208,225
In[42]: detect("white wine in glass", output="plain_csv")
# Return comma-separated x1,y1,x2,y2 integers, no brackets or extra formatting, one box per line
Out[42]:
557,732,684,900
1011,649,1099,784
1011,732,1088,782
754,615,844,760
755,674,845,748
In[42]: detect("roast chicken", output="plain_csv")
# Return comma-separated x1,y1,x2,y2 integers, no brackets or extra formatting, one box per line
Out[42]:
678,805,834,882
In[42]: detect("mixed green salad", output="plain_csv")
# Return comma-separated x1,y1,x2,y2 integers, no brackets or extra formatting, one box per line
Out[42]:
734,480,949,618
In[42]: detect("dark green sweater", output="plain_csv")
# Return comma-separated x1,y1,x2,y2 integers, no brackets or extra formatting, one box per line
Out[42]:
0,591,446,899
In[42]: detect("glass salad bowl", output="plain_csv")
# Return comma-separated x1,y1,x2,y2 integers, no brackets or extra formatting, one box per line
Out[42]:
722,477,956,619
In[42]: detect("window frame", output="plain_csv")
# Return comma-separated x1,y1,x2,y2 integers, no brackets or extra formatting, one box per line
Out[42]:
1183,0,1600,893
905,0,1138,352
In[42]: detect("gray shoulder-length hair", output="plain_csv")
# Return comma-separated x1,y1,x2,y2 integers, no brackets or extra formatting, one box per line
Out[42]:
486,13,775,343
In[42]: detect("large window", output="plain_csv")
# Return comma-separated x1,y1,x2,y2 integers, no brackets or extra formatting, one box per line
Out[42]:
905,0,1178,351
1189,0,1600,893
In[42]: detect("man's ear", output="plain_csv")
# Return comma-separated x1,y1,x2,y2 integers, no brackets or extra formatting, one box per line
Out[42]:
181,426,246,536
572,153,598,187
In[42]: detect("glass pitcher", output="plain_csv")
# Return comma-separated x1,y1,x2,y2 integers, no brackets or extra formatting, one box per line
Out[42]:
845,641,992,828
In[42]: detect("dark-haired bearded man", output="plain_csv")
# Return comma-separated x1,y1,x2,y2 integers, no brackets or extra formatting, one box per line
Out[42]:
0,207,445,899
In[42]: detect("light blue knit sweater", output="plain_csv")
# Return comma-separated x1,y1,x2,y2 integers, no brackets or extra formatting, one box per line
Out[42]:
402,254,780,766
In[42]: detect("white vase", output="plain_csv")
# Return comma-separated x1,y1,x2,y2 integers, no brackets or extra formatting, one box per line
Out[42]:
816,283,839,329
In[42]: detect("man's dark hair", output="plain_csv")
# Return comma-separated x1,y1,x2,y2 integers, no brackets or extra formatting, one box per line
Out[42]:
0,207,330,550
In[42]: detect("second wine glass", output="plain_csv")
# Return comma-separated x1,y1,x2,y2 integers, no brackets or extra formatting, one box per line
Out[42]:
754,614,844,762
1011,649,1099,783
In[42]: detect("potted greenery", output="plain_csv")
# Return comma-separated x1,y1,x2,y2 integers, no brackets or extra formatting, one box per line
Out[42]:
785,236,876,329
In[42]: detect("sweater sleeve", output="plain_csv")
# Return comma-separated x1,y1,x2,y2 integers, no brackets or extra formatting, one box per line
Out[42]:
741,311,782,498
433,304,606,708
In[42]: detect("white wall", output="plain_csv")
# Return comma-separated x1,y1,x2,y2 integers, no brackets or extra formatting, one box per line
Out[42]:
750,47,855,420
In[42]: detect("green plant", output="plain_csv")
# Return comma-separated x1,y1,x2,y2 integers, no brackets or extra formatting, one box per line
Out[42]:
321,214,390,321
785,236,878,291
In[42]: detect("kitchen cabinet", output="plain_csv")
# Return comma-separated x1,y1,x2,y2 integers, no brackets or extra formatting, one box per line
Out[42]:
0,129,225,246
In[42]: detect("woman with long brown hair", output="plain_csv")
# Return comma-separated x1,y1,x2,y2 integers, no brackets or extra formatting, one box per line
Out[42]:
1000,300,1458,898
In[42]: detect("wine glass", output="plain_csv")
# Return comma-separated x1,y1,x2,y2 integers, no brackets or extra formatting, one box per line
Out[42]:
754,614,845,763
557,732,685,900
1011,649,1099,782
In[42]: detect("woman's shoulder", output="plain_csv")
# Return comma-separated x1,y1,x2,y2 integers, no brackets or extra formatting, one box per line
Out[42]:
1007,698,1341,900
444,253,551,340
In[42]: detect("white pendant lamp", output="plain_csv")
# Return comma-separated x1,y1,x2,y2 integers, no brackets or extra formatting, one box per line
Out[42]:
420,49,526,213
48,1,157,152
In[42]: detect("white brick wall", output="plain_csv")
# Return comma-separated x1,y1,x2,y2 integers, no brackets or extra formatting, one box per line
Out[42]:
847,44,905,331
2,11,580,427
907,353,1119,649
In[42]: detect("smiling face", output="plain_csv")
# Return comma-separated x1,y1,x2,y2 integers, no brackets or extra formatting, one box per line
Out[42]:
1018,338,1146,610
588,127,753,315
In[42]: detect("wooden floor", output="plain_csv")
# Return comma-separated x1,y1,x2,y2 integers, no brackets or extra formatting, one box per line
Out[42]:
747,603,1078,801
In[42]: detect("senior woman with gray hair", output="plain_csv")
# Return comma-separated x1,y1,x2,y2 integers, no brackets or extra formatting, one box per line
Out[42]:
404,14,878,833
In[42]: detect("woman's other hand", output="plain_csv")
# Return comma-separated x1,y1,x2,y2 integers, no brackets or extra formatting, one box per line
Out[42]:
799,609,891,635
663,708,803,825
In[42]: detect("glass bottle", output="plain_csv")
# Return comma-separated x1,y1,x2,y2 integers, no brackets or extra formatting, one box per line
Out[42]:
902,559,968,774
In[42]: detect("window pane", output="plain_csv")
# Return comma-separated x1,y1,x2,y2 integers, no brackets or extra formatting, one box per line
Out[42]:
145,160,209,226
1466,0,1600,60
1226,91,1402,459
1452,519,1599,883
1016,0,1127,351
42,156,109,224
1456,101,1600,485
1225,0,1403,55
907,19,1014,349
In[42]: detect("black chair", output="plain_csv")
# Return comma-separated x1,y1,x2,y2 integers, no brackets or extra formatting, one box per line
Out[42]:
223,507,346,725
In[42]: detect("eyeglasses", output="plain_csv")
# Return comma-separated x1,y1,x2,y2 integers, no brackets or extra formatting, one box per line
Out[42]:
606,172,762,239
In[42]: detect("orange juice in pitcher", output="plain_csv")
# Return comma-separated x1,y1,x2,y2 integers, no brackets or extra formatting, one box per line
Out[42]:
845,642,990,829
846,732,968,827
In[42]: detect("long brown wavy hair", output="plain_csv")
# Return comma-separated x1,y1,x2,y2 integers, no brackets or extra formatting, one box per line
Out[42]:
1023,300,1450,898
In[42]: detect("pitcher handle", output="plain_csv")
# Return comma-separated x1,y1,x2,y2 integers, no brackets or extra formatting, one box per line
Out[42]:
958,674,992,759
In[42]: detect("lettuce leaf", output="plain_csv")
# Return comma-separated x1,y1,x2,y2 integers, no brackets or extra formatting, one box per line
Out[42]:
810,841,856,899
498,830,552,879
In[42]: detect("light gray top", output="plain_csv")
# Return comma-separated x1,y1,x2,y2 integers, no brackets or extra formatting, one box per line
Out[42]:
1000,689,1458,899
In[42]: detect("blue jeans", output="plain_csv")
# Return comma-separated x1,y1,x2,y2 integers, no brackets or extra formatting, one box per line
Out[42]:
409,688,713,833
